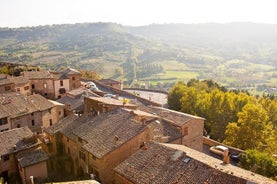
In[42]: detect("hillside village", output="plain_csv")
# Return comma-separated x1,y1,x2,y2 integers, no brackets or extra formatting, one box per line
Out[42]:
0,68,275,184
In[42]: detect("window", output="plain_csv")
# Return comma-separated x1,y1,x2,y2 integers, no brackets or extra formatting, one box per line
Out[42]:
32,120,35,126
0,118,8,126
59,88,66,94
44,93,48,96
79,151,86,161
59,111,61,115
5,86,11,91
78,137,82,143
184,127,188,136
31,84,35,89
17,124,20,128
31,112,34,116
24,86,29,90
92,155,97,161
72,76,75,80
17,88,20,92
3,155,9,161
60,80,63,86
48,109,51,113
1,128,9,132
49,119,52,126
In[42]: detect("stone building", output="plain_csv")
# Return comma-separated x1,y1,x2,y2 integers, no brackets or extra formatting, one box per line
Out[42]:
44,108,183,184
99,79,123,90
0,127,48,184
21,68,81,100
52,72,70,99
9,76,31,96
138,105,205,151
60,68,82,90
84,96,137,115
114,142,275,184
0,78,15,93
22,70,56,99
0,92,64,133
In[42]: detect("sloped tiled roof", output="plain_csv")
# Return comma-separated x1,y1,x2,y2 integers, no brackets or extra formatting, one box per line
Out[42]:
0,93,55,118
0,127,39,156
139,105,204,127
51,72,68,80
16,147,48,168
44,114,79,136
147,119,182,143
73,110,146,159
9,76,29,85
60,115,92,140
0,78,13,86
28,94,56,111
99,79,121,84
22,70,53,79
114,142,275,184
61,67,81,75
87,96,137,108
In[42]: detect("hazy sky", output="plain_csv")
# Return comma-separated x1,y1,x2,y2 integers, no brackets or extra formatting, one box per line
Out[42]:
0,0,276,27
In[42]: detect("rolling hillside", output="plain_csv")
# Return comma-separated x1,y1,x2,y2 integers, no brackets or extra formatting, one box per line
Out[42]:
0,22,276,92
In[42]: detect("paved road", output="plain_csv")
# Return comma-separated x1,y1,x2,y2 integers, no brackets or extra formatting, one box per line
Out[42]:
125,89,168,107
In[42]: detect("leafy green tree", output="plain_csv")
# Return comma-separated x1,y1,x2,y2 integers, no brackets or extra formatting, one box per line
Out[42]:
224,103,272,150
168,82,187,111
239,149,277,178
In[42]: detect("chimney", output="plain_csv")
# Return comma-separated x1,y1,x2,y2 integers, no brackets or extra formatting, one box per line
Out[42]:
114,135,119,144
223,149,230,164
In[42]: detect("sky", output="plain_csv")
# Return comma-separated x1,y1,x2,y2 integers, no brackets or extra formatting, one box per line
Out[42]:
0,0,276,28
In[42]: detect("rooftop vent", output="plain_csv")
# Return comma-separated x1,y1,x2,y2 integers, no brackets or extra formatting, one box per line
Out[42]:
171,150,185,161
183,157,191,163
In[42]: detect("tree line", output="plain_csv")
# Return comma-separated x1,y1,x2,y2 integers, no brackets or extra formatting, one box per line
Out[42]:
168,79,277,178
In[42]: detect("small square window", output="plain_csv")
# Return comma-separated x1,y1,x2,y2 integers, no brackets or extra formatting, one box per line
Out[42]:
17,124,20,128
32,120,35,126
60,80,63,86
50,119,52,126
5,86,11,91
3,155,9,161
31,84,35,89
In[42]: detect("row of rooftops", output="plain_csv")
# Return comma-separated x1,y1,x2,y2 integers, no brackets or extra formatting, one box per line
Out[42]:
0,92,60,119
115,142,274,184
0,67,81,87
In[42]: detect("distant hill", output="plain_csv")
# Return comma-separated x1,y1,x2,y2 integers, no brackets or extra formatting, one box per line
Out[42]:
0,22,276,91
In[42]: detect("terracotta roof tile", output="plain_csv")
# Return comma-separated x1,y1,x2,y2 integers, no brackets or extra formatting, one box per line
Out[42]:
16,147,48,168
0,92,56,118
59,115,92,140
86,96,136,108
22,70,53,79
0,127,39,156
115,142,275,184
44,114,79,135
9,76,29,85
0,78,13,86
73,110,146,158
139,105,204,127
61,67,81,75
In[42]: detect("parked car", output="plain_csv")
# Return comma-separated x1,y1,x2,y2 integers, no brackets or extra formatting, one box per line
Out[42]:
90,86,99,91
86,82,97,89
104,93,116,98
230,153,240,163
209,145,229,157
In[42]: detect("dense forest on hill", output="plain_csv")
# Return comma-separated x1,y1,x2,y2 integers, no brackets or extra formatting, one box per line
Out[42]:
0,22,276,94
